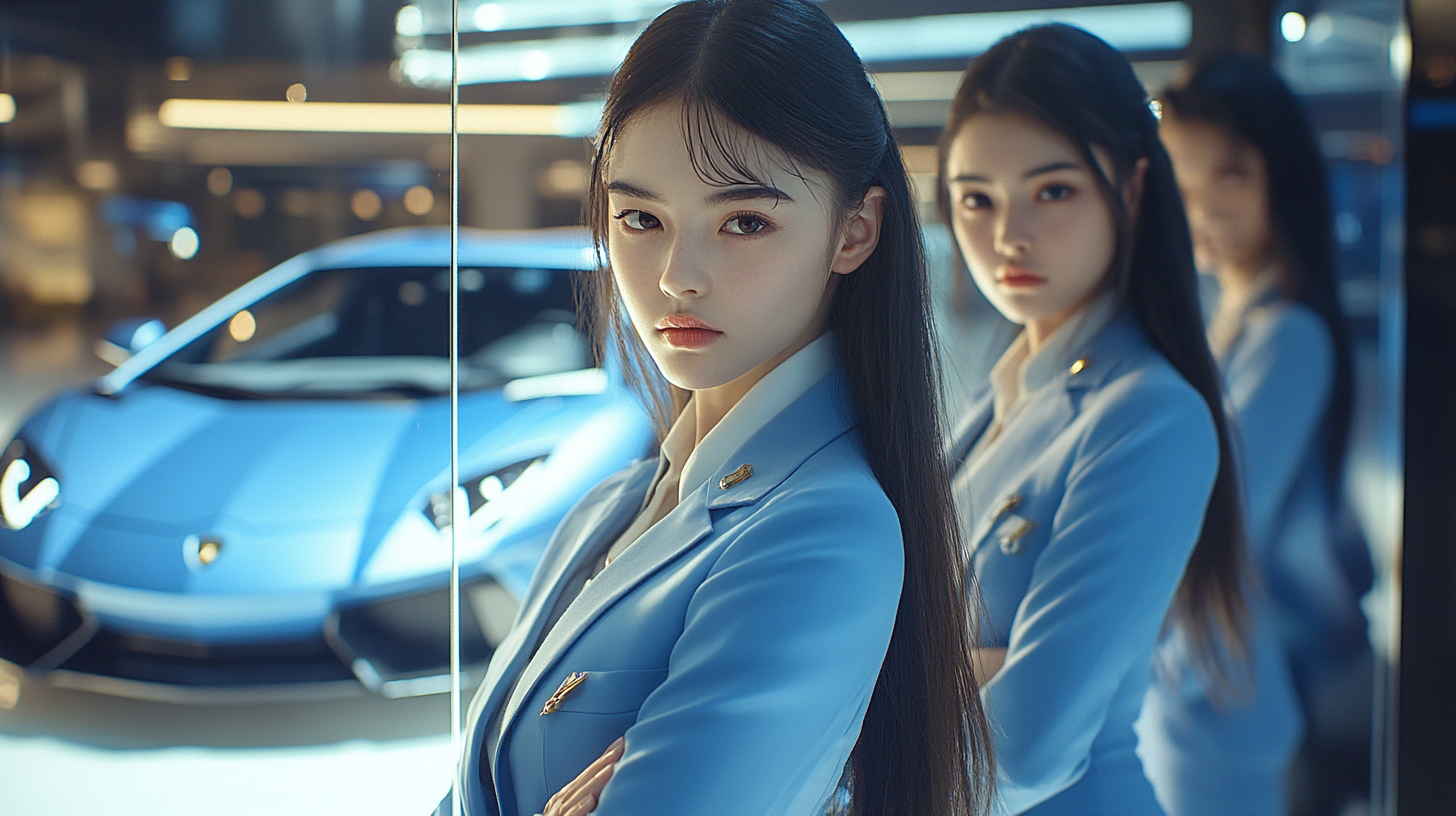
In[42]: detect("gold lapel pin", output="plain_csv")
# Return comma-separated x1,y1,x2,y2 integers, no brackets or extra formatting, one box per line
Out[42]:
719,464,753,490
1069,357,1091,375
992,494,1022,521
540,671,589,716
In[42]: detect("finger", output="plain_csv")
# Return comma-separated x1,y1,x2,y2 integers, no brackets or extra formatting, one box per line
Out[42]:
565,791,600,816
553,738,626,804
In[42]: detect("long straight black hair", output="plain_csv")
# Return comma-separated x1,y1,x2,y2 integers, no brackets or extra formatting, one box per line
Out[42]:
935,24,1250,681
582,1,992,814
1160,55,1354,486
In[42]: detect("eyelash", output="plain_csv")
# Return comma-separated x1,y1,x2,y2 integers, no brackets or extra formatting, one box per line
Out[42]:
610,209,776,237
723,211,774,237
613,209,660,231
958,183,1078,211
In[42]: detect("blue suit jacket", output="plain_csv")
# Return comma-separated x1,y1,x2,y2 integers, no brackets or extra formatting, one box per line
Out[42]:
1137,297,1361,816
950,313,1218,816
447,371,903,816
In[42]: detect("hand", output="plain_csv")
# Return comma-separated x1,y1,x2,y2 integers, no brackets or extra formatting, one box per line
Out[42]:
542,737,625,816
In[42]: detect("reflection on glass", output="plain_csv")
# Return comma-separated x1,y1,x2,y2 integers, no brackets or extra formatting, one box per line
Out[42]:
147,266,585,398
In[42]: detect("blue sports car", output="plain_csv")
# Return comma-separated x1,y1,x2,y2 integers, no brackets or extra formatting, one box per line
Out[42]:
0,226,653,702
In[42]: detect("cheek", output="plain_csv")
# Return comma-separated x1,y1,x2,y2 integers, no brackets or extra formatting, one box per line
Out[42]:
607,239,663,312
1040,201,1116,288
951,216,999,280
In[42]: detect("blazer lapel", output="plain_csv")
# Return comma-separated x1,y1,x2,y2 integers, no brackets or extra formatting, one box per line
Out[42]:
958,315,1137,549
949,384,995,468
490,368,859,769
495,494,715,742
464,462,655,760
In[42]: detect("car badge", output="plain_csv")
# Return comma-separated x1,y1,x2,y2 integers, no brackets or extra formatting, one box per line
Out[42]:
183,534,224,571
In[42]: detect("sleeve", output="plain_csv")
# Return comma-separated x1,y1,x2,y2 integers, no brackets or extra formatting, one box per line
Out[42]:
1223,307,1334,556
984,383,1219,814
593,479,905,816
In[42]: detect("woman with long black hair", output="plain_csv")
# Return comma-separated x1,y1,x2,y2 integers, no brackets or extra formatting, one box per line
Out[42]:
934,24,1248,815
440,1,992,815
1138,55,1369,816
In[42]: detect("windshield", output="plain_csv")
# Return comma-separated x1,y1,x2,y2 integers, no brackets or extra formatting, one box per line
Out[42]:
143,266,589,398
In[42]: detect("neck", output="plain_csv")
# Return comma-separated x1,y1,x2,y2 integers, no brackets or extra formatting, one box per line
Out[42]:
691,323,826,447
1213,248,1277,298
1024,287,1102,355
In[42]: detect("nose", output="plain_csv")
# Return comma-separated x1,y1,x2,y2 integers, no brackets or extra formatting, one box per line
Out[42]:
993,200,1034,261
658,232,710,299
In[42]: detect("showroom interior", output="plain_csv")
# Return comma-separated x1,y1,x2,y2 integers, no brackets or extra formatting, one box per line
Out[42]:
0,0,1451,814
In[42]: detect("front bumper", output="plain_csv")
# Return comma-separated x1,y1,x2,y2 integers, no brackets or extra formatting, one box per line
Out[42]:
0,571,517,703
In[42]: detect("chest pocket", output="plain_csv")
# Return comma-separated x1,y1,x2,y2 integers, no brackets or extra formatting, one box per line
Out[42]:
539,668,667,796
971,495,1050,647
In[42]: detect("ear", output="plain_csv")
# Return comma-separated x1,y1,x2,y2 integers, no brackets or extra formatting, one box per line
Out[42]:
830,186,887,276
1123,157,1150,220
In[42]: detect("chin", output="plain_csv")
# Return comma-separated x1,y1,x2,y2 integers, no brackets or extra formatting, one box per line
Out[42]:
651,351,742,393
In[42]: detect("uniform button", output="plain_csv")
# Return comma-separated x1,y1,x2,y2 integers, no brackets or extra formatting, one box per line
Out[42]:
1069,357,1090,375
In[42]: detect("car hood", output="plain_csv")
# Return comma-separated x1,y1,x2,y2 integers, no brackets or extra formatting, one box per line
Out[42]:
9,382,578,596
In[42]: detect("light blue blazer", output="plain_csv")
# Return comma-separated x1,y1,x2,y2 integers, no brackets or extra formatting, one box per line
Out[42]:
444,370,903,816
1138,295,1358,816
950,312,1218,816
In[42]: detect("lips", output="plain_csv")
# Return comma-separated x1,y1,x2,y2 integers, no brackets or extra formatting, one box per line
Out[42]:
656,314,722,350
998,264,1047,288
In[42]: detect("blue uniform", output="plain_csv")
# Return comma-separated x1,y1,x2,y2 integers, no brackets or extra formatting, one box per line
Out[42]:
951,311,1218,816
1138,293,1361,816
444,370,903,816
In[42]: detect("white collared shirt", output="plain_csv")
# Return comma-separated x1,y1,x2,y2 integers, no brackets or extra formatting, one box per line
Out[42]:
964,291,1119,470
601,331,837,565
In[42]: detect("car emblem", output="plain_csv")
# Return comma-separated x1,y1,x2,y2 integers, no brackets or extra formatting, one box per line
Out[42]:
183,534,224,571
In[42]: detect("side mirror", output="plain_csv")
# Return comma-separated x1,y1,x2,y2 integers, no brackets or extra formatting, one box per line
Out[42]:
95,318,166,367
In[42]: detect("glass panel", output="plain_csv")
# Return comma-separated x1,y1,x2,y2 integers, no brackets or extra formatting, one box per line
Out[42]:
1274,2,1407,813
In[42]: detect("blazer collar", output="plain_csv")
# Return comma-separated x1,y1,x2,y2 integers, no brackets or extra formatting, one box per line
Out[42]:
490,368,859,768
953,311,1146,546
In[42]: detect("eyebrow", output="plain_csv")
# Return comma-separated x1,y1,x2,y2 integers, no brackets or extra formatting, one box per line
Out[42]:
606,180,663,202
950,161,1085,184
606,180,794,206
705,184,793,205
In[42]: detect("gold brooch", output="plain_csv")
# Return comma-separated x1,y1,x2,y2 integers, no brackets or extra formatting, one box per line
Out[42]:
719,464,753,490
993,494,1022,521
1000,519,1036,556
540,671,589,716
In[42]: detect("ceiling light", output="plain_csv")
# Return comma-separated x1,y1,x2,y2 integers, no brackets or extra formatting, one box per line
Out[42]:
1281,11,1307,42
403,0,670,35
397,3,1191,87
0,94,14,124
170,226,200,260
157,98,602,137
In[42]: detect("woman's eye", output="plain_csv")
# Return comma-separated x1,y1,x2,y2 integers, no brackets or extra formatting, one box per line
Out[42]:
616,210,661,231
723,213,769,236
1038,184,1076,202
960,192,992,211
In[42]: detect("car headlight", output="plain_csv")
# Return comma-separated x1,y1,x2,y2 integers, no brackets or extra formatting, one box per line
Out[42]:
427,456,546,531
1,437,60,531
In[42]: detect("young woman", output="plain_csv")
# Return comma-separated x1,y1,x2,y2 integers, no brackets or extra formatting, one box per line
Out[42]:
1139,55,1368,816
440,1,992,815
935,25,1248,816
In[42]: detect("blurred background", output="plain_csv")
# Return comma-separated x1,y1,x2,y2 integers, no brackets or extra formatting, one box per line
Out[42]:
0,0,1422,814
